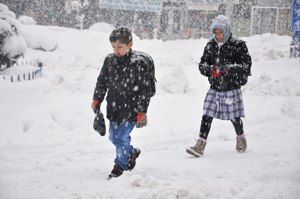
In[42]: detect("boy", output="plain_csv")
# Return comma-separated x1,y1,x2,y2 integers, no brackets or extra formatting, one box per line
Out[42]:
92,27,155,178
186,15,252,157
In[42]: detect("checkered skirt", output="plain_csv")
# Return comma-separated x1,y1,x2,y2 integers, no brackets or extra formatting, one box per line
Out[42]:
203,88,245,120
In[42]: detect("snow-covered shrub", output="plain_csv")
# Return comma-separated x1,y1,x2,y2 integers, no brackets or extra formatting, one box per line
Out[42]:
0,3,26,68
0,3,8,12
89,22,115,33
20,25,58,52
1,33,26,59
18,16,36,25
0,3,57,64
0,19,12,35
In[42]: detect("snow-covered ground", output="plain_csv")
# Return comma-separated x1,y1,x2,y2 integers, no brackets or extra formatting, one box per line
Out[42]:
1,25,300,199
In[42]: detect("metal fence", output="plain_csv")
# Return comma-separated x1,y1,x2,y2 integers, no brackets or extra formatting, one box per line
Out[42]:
251,6,291,36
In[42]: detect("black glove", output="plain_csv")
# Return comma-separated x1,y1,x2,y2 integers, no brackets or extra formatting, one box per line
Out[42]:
218,65,228,74
198,63,213,76
93,111,106,136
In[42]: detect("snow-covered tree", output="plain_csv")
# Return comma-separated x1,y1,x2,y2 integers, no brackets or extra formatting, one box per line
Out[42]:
0,3,26,70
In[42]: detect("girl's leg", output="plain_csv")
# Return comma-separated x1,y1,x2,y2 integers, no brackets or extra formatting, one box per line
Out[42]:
231,117,247,152
199,115,213,140
230,117,244,135
186,115,213,157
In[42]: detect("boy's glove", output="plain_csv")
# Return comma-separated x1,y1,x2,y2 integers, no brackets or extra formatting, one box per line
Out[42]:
136,112,147,128
93,110,106,136
91,100,100,113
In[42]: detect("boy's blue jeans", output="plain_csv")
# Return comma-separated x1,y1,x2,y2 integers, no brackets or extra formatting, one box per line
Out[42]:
109,121,135,170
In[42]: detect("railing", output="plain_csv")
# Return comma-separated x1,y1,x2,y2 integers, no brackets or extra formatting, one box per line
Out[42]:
0,60,43,82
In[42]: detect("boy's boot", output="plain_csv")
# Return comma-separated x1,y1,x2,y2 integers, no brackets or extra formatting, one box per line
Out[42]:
108,164,124,179
127,147,141,171
186,138,206,157
236,134,247,153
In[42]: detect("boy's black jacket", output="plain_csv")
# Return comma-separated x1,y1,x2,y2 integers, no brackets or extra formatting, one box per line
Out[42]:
199,35,252,91
93,49,154,122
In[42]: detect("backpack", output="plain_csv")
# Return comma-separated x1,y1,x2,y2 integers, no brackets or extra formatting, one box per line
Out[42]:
134,51,157,97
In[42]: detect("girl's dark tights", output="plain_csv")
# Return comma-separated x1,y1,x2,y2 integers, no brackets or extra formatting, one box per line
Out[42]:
199,115,244,139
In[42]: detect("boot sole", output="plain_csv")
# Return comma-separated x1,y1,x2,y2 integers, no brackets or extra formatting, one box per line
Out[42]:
135,149,141,159
236,149,246,153
186,148,202,157
127,149,141,171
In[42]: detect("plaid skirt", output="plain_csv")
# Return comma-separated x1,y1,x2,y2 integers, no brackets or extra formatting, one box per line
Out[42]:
203,88,245,120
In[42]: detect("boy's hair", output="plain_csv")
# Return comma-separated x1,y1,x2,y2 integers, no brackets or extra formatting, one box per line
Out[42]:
109,27,132,44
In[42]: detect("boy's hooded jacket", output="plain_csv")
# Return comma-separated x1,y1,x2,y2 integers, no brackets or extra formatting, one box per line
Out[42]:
199,15,252,92
93,49,153,122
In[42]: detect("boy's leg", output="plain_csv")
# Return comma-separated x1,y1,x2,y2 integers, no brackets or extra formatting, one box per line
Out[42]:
186,115,213,157
108,122,124,178
111,121,135,170
109,122,119,146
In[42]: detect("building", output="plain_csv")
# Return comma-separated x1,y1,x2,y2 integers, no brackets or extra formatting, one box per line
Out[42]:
2,0,292,40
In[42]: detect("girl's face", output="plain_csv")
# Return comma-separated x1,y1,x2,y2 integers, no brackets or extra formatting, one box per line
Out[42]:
214,28,224,42
111,41,133,57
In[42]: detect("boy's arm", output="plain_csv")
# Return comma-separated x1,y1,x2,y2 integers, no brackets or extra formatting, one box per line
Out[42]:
93,56,109,103
135,60,152,114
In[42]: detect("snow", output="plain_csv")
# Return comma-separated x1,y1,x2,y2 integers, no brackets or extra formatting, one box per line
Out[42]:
0,3,8,12
1,34,27,58
19,25,58,52
18,16,36,25
0,23,300,199
0,5,26,59
0,19,11,34
88,22,115,33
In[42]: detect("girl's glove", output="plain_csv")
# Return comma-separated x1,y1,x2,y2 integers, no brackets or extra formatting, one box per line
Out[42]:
136,112,147,128
211,65,220,78
211,65,228,77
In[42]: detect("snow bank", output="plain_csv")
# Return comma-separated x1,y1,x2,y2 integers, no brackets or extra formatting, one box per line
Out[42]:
18,16,36,25
20,25,58,52
89,22,115,33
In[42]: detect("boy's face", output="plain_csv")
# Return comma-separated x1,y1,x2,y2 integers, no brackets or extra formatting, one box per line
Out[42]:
111,41,133,57
214,28,224,42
